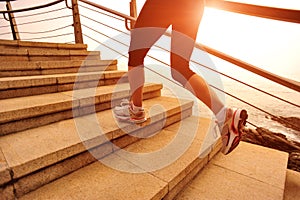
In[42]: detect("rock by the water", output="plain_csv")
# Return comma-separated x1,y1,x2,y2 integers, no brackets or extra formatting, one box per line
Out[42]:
242,127,300,153
271,116,300,132
288,152,300,172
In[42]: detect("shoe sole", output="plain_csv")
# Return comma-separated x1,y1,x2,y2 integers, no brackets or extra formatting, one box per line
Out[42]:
237,109,248,133
222,109,248,155
115,114,146,124
129,117,147,124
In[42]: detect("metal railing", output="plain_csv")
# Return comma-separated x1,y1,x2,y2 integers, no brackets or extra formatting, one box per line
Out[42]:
77,0,300,130
0,0,76,42
206,0,300,24
0,0,299,132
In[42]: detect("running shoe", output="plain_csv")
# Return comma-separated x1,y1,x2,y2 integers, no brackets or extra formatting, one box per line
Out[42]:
114,99,146,124
220,108,248,155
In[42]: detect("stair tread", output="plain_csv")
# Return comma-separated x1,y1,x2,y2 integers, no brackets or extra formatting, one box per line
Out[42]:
0,96,193,179
0,39,88,50
18,116,216,200
0,83,161,124
20,155,168,200
0,59,116,71
0,48,98,56
0,70,127,90
0,148,10,186
175,142,289,200
284,169,300,200
115,116,216,192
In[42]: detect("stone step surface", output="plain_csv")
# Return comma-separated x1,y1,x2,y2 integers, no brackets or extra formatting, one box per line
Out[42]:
15,115,220,200
0,96,195,198
0,60,118,77
175,142,289,200
0,60,117,71
0,71,127,99
0,39,88,51
0,83,162,135
284,169,300,200
0,48,100,61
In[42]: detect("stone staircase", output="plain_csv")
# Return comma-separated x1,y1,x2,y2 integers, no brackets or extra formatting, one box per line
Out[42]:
0,39,219,199
0,39,294,200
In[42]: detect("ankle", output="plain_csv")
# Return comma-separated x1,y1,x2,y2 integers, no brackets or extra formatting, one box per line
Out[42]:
131,102,144,113
215,107,227,124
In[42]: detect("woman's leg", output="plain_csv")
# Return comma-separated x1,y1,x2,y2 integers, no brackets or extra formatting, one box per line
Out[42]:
128,0,172,107
170,0,224,115
170,0,248,155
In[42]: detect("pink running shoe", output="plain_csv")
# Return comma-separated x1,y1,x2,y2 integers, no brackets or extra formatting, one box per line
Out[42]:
220,108,248,155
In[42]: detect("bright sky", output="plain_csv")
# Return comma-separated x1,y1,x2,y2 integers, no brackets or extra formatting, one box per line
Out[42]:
0,0,299,81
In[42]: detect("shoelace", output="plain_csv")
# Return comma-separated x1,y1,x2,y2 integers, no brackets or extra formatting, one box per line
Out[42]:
213,120,220,139
119,99,130,107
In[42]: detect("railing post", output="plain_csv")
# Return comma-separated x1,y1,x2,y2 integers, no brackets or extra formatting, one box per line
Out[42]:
6,1,20,40
129,0,137,28
71,0,83,44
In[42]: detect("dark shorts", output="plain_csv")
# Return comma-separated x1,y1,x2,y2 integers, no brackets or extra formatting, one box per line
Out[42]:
128,0,204,85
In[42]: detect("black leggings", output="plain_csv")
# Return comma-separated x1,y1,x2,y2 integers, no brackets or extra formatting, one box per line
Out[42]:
128,0,204,86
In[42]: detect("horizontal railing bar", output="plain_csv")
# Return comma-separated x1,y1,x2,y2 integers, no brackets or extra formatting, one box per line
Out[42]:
0,0,64,14
79,4,124,21
15,7,66,18
79,0,135,21
14,15,72,27
19,24,73,34
206,0,300,24
23,32,73,40
80,0,300,24
199,43,300,92
169,32,300,92
168,32,300,93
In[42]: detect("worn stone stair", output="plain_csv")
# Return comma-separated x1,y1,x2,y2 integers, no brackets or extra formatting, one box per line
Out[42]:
0,82,163,135
175,142,290,200
0,39,292,200
0,39,87,50
0,39,100,62
284,169,300,200
0,70,127,99
0,39,219,199
1,95,195,198
14,116,220,200
0,60,118,77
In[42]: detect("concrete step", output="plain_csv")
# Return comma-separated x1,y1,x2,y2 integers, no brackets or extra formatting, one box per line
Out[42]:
0,96,196,199
0,71,127,99
284,169,300,200
0,48,100,62
175,142,289,200
0,39,88,51
9,115,220,200
0,83,162,135
0,60,118,77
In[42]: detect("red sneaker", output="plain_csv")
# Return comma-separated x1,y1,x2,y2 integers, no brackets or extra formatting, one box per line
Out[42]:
220,108,248,155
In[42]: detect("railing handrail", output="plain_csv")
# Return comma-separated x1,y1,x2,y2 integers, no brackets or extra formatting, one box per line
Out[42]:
79,0,300,93
80,0,300,24
79,0,135,22
198,43,300,92
206,0,300,24
0,0,64,14
164,31,300,92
